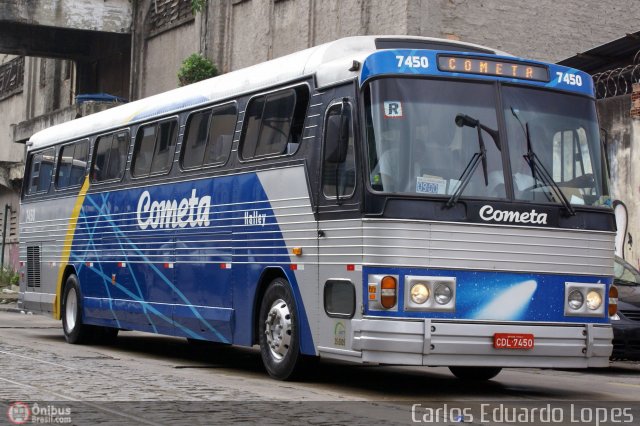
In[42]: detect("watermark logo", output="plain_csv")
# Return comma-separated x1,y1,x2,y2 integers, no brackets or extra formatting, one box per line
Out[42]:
7,402,30,425
6,402,71,424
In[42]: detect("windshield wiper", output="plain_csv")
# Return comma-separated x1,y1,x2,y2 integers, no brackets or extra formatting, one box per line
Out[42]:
510,107,576,216
446,114,499,208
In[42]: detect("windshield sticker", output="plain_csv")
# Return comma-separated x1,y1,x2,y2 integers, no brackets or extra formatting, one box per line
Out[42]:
416,176,446,194
383,101,403,118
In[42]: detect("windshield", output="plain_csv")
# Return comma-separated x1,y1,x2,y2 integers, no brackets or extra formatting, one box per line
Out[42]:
365,79,505,199
364,78,610,208
503,86,609,207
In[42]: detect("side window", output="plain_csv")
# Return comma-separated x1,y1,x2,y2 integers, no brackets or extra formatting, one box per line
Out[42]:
151,120,178,174
56,140,89,189
181,104,237,169
240,86,309,160
27,148,55,195
322,102,356,199
204,105,236,166
132,119,178,177
92,131,129,182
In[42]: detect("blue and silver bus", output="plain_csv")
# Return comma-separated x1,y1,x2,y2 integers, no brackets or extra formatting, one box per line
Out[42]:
19,36,615,380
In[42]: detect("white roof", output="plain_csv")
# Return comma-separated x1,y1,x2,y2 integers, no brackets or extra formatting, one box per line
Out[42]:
28,35,506,151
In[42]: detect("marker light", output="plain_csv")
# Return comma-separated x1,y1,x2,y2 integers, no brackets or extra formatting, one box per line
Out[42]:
434,284,453,305
568,289,584,310
380,276,397,309
586,290,602,310
609,286,618,317
410,283,429,304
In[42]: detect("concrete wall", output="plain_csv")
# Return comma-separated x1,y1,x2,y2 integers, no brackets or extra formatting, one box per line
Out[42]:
0,55,28,163
0,0,132,33
132,0,197,98
193,0,640,78
0,188,20,271
142,23,197,97
598,96,640,268
425,0,640,63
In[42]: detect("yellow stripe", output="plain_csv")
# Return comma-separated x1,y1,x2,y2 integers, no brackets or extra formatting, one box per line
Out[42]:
53,176,91,319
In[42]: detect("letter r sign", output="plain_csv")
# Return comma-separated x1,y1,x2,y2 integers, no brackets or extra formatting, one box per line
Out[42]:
383,101,403,118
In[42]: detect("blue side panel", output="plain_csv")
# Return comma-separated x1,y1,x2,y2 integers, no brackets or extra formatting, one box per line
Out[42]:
359,49,594,97
70,171,315,354
364,267,612,324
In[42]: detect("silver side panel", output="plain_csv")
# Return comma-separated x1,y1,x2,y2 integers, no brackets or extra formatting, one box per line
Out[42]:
20,196,78,314
363,219,614,276
258,167,321,353
352,318,612,368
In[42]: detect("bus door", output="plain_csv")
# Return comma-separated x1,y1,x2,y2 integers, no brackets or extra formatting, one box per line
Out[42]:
316,97,363,353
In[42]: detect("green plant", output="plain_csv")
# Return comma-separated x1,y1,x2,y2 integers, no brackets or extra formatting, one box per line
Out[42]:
191,0,208,13
178,53,218,87
0,267,18,287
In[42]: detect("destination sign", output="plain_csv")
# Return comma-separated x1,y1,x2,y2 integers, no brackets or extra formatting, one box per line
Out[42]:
437,55,549,82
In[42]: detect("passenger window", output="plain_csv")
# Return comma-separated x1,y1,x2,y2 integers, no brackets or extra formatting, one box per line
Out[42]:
240,86,308,159
182,110,210,169
92,131,129,182
204,105,236,166
27,148,55,195
56,140,89,189
322,102,356,199
151,121,178,174
181,104,237,169
132,119,178,177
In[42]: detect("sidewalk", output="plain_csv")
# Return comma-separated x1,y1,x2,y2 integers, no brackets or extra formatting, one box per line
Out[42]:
0,290,23,313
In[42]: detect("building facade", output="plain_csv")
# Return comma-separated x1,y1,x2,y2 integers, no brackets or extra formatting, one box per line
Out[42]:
1,0,640,270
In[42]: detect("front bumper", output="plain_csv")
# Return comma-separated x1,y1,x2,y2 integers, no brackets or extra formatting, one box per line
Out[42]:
352,318,612,368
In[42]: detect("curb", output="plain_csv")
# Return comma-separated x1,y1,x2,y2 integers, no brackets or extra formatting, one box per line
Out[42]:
0,303,25,314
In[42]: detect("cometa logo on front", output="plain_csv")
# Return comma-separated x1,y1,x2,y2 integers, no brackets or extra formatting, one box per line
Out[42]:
479,205,548,225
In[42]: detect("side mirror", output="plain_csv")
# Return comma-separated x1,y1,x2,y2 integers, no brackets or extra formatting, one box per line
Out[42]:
325,100,350,164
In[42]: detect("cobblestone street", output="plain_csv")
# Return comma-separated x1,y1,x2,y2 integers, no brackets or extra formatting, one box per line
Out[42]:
1,310,640,424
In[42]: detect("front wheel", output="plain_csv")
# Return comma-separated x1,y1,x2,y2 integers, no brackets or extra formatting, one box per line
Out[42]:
258,278,304,380
61,274,91,344
449,366,502,381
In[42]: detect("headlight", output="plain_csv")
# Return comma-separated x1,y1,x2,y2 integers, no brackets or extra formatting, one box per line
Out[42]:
586,290,602,310
410,283,429,304
404,275,456,312
565,282,606,317
434,284,453,305
568,289,584,310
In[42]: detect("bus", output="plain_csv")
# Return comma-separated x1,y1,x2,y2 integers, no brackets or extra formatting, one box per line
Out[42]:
19,36,616,381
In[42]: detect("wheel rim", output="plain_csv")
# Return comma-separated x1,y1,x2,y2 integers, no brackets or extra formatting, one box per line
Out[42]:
65,287,77,331
264,298,292,362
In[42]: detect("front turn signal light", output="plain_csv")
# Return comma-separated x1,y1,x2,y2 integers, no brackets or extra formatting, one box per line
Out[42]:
380,276,397,309
609,285,618,317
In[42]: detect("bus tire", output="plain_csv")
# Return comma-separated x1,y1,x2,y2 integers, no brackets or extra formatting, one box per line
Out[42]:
258,278,303,380
448,366,502,381
61,274,91,344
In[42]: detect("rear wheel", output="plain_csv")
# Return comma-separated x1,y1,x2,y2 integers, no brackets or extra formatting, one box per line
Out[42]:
449,366,502,381
258,278,303,380
61,274,91,344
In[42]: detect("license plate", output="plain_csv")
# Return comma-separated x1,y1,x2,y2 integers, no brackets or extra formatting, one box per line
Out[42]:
493,333,534,350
